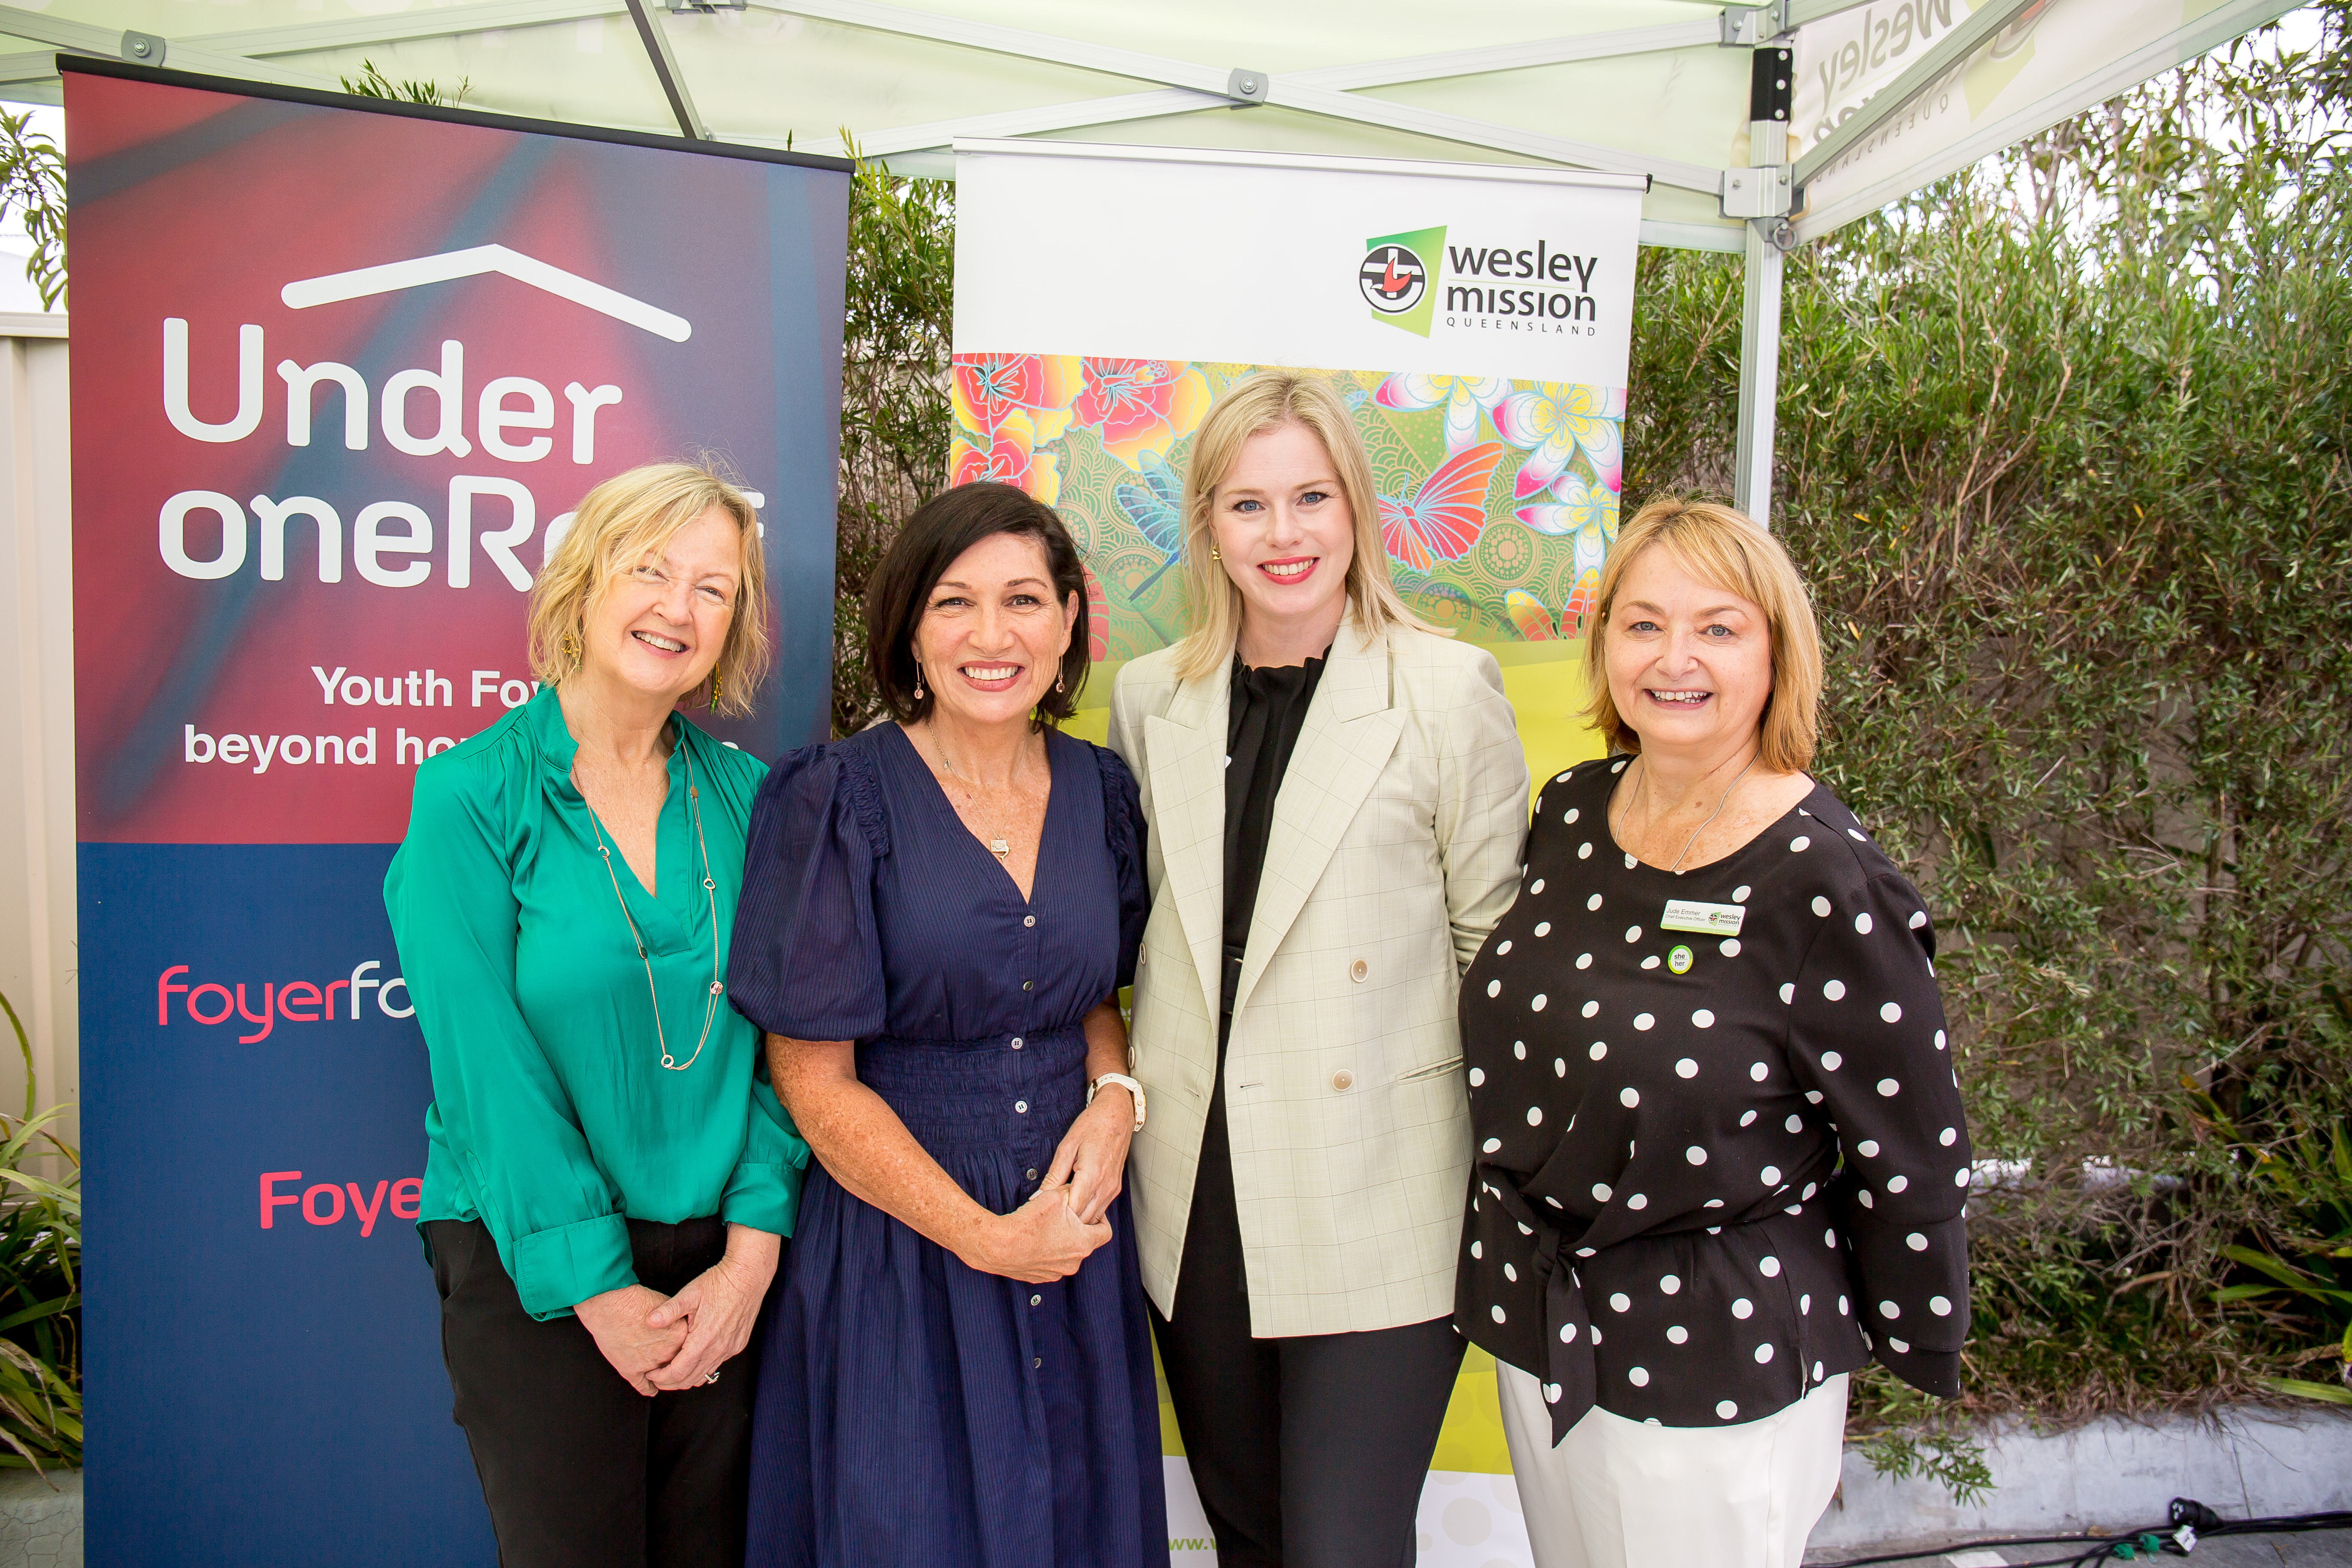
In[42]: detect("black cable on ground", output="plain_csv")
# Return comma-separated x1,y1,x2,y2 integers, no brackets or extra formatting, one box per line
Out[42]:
1811,1500,2352,1568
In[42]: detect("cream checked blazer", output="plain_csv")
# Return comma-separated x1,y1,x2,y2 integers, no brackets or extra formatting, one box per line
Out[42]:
1107,617,1529,1338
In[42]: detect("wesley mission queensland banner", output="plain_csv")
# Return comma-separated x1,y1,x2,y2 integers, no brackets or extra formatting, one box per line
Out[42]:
948,139,1644,1565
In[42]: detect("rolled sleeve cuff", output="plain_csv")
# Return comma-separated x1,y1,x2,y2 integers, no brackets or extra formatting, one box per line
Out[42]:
508,1212,636,1321
720,1160,804,1238
1872,1337,1962,1400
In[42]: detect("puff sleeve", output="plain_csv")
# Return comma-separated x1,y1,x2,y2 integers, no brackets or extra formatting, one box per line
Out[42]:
728,744,891,1044
1095,743,1149,992
1786,870,1973,1397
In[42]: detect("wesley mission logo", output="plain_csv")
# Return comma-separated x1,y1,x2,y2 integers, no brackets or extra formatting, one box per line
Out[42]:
1361,226,1445,336
1362,222,1608,340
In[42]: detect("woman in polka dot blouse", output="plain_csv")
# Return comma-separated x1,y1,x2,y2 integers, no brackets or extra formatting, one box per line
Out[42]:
1454,499,1972,1568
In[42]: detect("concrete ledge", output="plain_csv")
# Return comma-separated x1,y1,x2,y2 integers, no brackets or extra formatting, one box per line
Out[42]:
1811,1406,2352,1550
0,1469,79,1568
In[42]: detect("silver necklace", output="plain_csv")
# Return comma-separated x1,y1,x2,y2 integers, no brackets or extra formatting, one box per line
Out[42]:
930,744,1032,859
1633,751,1760,874
583,737,725,1071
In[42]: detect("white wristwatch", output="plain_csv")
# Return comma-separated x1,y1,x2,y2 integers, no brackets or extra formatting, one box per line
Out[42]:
1087,1072,1147,1131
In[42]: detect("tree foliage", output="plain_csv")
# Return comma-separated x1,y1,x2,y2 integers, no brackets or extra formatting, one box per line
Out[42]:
830,148,953,737
0,109,65,312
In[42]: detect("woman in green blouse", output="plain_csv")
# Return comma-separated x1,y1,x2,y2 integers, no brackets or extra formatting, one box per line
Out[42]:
384,462,808,1568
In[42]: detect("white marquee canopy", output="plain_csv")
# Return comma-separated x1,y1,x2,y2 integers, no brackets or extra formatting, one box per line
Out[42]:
0,0,2302,518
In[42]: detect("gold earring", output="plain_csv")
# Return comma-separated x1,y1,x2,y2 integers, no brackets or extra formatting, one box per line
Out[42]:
1210,543,1222,561
709,670,724,707
913,660,925,702
562,629,582,672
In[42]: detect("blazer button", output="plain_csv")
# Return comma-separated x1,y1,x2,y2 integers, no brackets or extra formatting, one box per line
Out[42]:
1350,959,1369,982
1332,1068,1355,1091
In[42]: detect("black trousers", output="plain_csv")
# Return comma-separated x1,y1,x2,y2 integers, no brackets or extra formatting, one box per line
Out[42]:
428,1216,762,1568
1151,1018,1466,1568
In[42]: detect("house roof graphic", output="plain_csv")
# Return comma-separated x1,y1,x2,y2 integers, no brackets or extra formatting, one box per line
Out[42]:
280,244,691,343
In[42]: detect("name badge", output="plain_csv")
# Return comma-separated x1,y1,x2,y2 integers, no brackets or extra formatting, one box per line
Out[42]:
1661,898,1746,936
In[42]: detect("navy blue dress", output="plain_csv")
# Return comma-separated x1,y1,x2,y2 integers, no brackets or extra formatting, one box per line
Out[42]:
728,722,1169,1568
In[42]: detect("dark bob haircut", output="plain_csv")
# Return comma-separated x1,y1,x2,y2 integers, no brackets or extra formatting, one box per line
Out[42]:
864,482,1091,728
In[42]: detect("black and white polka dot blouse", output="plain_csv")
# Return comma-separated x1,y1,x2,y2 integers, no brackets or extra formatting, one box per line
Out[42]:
1454,756,1972,1442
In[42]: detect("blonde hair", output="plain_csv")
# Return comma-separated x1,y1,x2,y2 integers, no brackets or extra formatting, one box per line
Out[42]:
528,462,771,716
1585,498,1822,773
1170,373,1440,681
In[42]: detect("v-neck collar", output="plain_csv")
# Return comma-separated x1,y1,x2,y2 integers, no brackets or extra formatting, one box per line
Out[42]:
884,720,1062,909
533,685,697,943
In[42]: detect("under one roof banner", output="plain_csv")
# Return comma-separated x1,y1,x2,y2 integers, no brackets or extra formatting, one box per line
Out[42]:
64,60,847,1566
950,139,1644,1565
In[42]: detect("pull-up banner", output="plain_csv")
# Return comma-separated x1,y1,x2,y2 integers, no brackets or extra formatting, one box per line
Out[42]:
65,58,848,1565
948,139,1643,1568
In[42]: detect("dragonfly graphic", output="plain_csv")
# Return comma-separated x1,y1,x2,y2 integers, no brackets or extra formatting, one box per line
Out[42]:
1113,450,1187,598
1377,442,1503,575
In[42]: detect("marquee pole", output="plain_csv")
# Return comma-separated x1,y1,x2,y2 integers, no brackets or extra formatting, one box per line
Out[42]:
1731,216,1784,526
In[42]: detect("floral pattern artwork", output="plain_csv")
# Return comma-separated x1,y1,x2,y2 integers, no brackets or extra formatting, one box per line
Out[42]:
1495,383,1627,500
950,353,1625,662
949,408,1061,505
1372,373,1511,457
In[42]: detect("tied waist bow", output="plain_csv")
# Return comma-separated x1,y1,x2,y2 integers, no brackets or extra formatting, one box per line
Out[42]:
1473,1160,1599,1444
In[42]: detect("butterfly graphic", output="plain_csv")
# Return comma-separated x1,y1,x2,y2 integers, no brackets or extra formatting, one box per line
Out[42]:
1505,571,1601,641
1113,451,1186,598
1377,442,1503,575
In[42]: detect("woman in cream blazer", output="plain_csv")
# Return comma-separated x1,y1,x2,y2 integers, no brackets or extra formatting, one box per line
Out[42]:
1108,373,1527,1568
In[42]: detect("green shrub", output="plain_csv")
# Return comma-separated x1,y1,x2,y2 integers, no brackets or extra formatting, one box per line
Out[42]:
0,991,79,1472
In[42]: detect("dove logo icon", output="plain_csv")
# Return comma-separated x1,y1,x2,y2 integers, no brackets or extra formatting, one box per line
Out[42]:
1360,225,1446,336
1360,242,1428,314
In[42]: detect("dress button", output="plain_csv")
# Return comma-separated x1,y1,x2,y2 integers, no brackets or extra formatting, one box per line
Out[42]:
1350,959,1369,982
1022,979,1033,991
1031,1294,1042,1307
1332,1068,1356,1091
1015,1100,1028,1114
1024,915,1036,928
1033,1357,1043,1369
1026,1168,1039,1180
1011,1036,1024,1050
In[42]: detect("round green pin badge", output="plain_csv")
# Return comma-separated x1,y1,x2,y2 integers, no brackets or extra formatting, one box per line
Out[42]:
1667,944,1695,975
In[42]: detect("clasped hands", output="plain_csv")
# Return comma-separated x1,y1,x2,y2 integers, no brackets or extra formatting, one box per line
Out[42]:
575,1225,781,1396
959,1087,1135,1285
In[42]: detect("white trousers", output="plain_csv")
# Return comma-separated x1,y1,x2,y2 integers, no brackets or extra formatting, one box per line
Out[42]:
1495,1363,1849,1568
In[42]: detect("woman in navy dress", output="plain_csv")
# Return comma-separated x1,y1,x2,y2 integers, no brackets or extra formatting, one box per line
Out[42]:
728,482,1168,1568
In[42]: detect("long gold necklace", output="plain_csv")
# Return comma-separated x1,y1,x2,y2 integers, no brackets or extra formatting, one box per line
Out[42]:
583,735,724,1071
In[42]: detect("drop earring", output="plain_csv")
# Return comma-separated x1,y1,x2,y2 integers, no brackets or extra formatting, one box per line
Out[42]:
913,660,925,702
1210,543,1222,561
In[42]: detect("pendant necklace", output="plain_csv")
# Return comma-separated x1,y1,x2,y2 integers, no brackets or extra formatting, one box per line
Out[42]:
1632,750,1759,874
584,734,725,1071
933,748,1022,859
